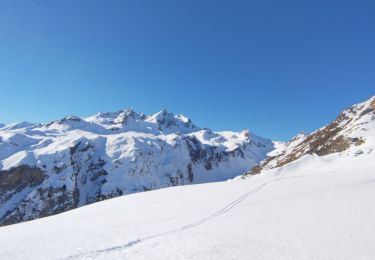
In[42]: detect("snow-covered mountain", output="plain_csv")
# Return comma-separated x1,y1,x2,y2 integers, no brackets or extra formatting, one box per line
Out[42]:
246,96,375,175
0,97,374,260
0,109,273,226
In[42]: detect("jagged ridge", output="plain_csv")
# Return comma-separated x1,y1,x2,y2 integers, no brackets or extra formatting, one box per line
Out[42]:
246,96,375,175
0,109,273,226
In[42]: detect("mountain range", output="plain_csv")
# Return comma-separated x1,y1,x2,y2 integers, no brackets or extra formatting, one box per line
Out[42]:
0,96,374,260
0,96,374,228
0,108,273,225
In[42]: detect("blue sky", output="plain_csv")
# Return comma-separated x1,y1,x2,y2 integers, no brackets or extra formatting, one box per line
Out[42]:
0,0,374,140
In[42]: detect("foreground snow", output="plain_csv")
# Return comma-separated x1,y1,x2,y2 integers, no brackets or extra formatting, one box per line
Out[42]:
0,146,374,259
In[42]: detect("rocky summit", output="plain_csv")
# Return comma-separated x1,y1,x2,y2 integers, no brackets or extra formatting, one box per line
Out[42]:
246,96,375,175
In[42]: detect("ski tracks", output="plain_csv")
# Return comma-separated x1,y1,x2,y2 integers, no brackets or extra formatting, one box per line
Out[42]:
63,176,301,259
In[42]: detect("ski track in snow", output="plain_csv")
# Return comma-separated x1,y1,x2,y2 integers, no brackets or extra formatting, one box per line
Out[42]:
63,176,301,260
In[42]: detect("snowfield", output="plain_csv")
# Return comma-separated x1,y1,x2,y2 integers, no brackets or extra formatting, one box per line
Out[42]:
0,147,374,260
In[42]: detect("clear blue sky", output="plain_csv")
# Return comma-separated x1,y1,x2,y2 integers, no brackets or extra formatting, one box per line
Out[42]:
0,0,374,140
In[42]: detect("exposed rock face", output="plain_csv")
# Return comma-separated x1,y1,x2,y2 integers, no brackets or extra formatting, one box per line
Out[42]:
370,98,375,109
0,165,48,225
246,96,375,175
1,185,78,226
0,166,46,220
0,109,273,226
0,165,45,195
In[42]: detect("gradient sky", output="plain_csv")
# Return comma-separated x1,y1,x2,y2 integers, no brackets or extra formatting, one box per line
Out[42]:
0,0,374,140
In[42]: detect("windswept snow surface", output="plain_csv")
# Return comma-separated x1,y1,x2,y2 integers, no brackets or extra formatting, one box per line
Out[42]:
1,145,374,259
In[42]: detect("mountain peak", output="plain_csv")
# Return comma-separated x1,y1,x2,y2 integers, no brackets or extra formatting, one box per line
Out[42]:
0,121,37,131
339,95,375,122
149,108,173,120
146,109,198,133
115,109,146,124
86,108,146,126
44,116,88,130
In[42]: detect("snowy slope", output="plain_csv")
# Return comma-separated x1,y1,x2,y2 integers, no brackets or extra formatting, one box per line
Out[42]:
0,109,273,225
248,96,375,174
0,136,374,260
